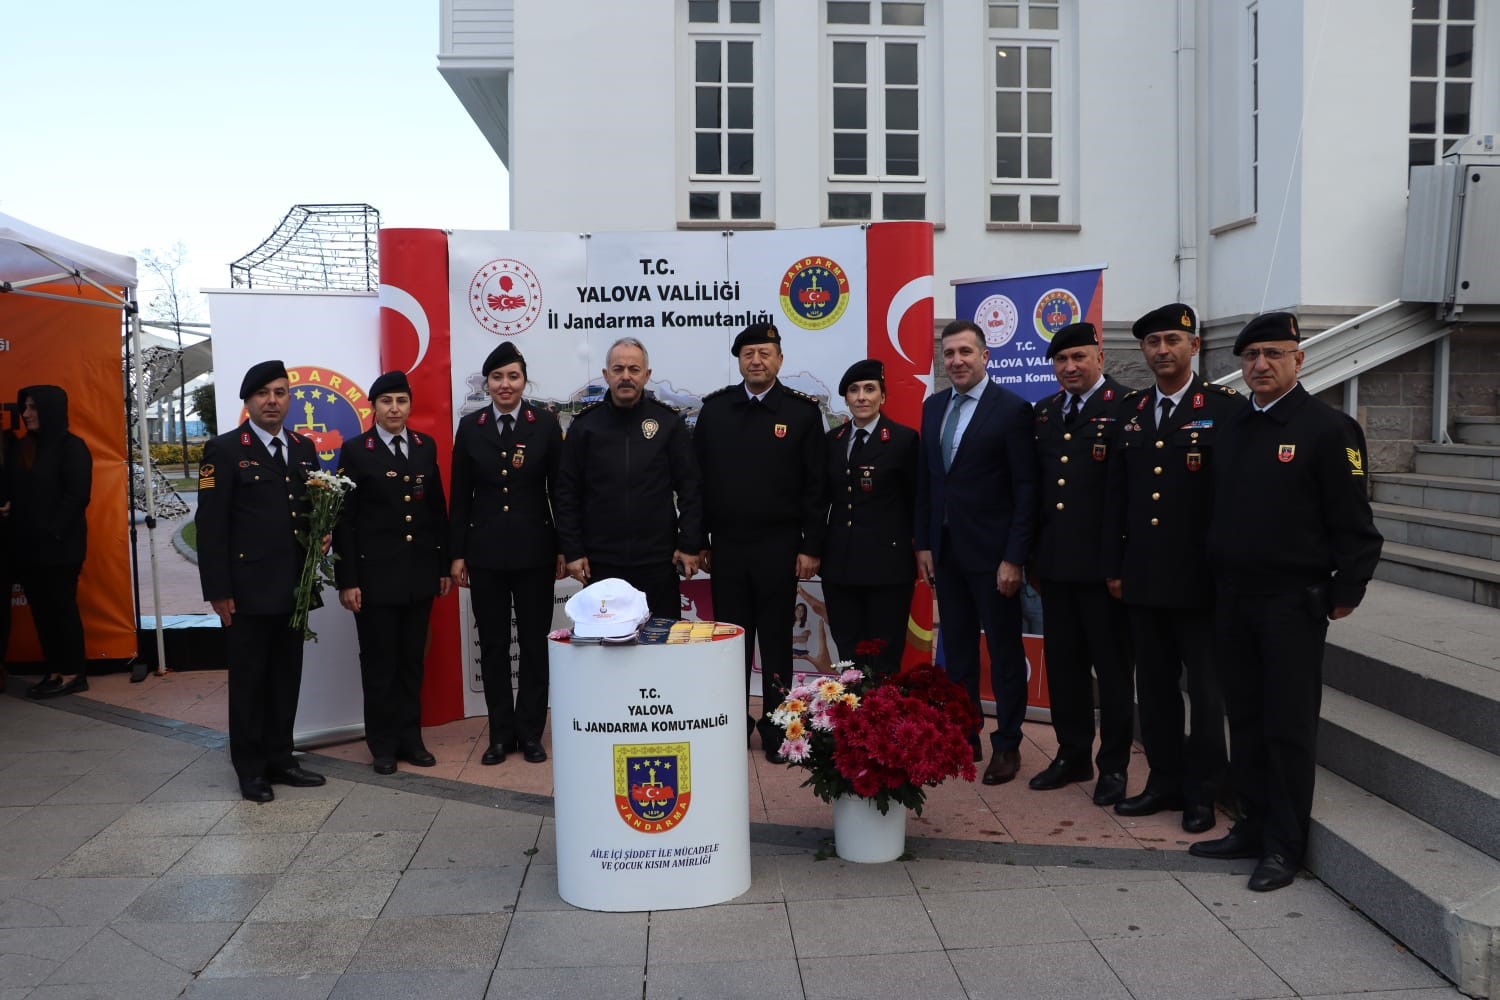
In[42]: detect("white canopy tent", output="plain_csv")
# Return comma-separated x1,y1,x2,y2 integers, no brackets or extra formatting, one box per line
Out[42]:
0,211,168,676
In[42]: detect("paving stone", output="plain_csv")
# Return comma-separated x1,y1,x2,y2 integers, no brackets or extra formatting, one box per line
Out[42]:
169,833,313,875
0,926,95,989
789,894,941,958
49,834,198,878
950,940,1133,1000
3,804,131,842
103,800,235,837
27,983,190,1000
485,964,642,1000
0,877,151,927
0,835,93,880
245,871,399,922
1237,920,1451,995
904,858,1046,894
0,773,83,807
109,920,238,973
497,910,647,969
43,770,173,805
1095,931,1293,1000
428,799,548,832
648,902,792,964
208,798,338,835
1051,878,1227,940
345,914,508,972
330,969,491,1000
1300,991,1468,999
409,824,541,868
770,853,916,900
527,819,558,866
289,830,425,873
118,874,277,924
645,959,802,1000
4,750,121,777
923,887,1086,949
40,925,187,985
200,919,372,978
0,808,26,832
183,973,338,998
513,864,572,912
320,786,441,833
383,866,525,917
1177,872,1365,930
1034,864,1180,886
800,949,967,1000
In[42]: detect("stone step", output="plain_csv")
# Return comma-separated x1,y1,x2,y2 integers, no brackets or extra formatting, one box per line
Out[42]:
1318,688,1500,857
1414,442,1500,480
1372,472,1500,518
1308,769,1500,999
1456,415,1500,447
1371,502,1500,561
1374,541,1500,609
1324,581,1500,755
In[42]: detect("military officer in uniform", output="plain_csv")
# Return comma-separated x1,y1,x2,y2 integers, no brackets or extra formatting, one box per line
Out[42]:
334,370,451,775
693,322,827,761
1103,304,1245,833
555,337,703,618
1028,323,1134,805
196,360,326,803
820,359,918,675
449,342,564,766
1193,312,1382,891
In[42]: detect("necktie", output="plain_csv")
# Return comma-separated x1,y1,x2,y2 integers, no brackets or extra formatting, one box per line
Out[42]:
849,427,869,461
392,434,406,460
1158,397,1174,428
1066,394,1082,424
940,394,966,472
269,436,286,473
499,413,515,446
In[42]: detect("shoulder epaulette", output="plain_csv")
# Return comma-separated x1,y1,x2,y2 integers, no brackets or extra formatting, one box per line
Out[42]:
646,396,681,415
575,400,604,418
702,385,734,401
1210,383,1238,395
1122,388,1146,399
783,387,821,406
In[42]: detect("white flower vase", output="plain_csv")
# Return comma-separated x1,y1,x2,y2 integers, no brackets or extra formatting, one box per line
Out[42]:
832,796,907,863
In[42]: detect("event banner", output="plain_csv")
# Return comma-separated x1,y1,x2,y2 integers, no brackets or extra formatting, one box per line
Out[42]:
381,224,934,724
203,289,380,744
952,264,1106,404
0,283,135,661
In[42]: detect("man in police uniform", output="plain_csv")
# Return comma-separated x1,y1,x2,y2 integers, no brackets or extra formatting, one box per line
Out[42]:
555,337,703,618
196,360,326,803
334,371,451,775
1103,304,1245,833
1029,323,1134,805
693,322,826,761
1193,311,1382,891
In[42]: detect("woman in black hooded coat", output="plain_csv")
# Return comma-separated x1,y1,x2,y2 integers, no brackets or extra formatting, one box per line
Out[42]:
3,385,93,697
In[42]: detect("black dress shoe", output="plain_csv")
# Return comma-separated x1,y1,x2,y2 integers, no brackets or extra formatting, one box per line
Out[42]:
130,662,150,683
240,778,274,803
1248,853,1297,892
1092,772,1128,806
1188,822,1263,860
520,739,548,764
25,675,63,699
481,743,506,766
372,757,397,776
982,749,1021,785
1114,789,1184,816
1029,757,1093,790
266,765,326,787
1182,803,1216,833
401,746,437,767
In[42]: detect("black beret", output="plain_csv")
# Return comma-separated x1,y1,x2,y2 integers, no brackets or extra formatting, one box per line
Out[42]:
1233,311,1301,355
838,359,885,395
731,322,781,356
368,370,411,399
1045,323,1099,359
482,341,524,376
239,360,289,399
1132,303,1197,340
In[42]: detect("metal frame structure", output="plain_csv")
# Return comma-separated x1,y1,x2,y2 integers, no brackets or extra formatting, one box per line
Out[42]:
229,204,380,292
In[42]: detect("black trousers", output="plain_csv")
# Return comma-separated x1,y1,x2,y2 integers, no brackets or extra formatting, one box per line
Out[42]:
354,597,435,759
469,564,553,746
15,562,86,678
1127,604,1227,805
226,611,305,783
709,534,799,717
934,547,1027,752
1039,578,1134,774
821,580,913,675
589,561,681,620
1218,585,1328,864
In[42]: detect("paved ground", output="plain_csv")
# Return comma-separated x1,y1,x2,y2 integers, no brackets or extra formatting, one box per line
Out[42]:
0,691,1463,999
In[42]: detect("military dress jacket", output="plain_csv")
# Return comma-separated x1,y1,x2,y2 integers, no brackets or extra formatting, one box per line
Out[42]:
820,417,918,587
1032,376,1131,583
692,380,827,554
195,422,319,616
449,401,562,572
1102,375,1246,608
332,427,450,604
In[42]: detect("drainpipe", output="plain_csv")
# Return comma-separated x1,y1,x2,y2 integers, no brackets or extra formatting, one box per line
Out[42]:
1177,0,1200,367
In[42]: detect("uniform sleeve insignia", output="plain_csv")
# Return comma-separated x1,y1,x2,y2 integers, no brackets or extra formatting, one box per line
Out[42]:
641,418,660,440
198,464,216,489
880,426,891,442
1346,447,1365,476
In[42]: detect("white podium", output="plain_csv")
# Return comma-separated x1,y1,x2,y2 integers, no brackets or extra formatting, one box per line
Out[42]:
549,629,752,911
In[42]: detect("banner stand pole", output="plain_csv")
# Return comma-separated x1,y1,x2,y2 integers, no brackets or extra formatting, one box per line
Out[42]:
128,291,168,676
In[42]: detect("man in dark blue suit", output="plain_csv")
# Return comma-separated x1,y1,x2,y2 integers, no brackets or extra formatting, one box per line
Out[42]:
916,320,1039,785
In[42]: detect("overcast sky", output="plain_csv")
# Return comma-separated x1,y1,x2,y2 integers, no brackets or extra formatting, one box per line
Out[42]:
1,1,510,323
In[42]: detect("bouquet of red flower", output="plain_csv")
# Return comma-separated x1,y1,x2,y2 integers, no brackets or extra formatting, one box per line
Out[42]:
771,642,980,816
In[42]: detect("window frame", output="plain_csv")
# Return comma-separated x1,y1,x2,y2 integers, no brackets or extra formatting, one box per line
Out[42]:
985,0,1076,226
1408,0,1479,170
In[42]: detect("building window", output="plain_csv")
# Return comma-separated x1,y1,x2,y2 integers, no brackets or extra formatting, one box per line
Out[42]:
823,1,936,222
1410,0,1475,167
682,1,767,223
987,1,1071,224
1248,3,1259,214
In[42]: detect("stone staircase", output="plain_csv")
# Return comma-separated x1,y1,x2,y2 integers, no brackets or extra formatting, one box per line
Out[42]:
1310,579,1500,998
